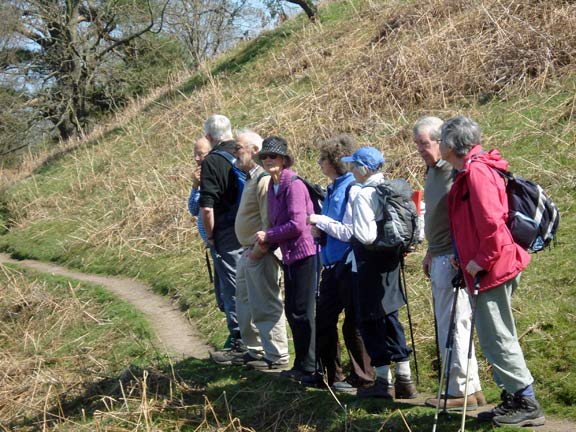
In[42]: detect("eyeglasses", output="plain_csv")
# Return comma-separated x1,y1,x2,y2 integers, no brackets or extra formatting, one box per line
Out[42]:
259,154,278,161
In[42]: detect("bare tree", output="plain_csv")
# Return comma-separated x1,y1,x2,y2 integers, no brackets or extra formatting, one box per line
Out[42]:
166,0,260,62
0,0,171,141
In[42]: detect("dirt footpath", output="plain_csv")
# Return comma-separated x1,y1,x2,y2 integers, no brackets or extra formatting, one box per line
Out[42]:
1,253,574,431
0,253,211,360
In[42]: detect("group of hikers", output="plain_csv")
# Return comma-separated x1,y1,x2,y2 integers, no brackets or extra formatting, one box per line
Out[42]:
187,113,546,428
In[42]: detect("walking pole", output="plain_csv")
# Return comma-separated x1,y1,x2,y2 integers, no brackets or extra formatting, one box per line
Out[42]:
432,295,441,383
459,274,481,432
205,248,213,284
441,271,465,415
400,256,419,384
313,238,324,382
431,271,463,432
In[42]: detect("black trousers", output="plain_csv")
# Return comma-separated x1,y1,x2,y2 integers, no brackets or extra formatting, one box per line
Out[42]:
316,264,374,385
358,311,412,367
283,255,316,372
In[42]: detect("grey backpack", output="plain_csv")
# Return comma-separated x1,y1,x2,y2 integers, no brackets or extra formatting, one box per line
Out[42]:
365,179,420,254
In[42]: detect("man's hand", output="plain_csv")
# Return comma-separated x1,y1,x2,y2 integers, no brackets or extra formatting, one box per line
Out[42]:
465,259,484,277
422,250,432,278
450,255,460,270
247,242,268,261
192,166,202,188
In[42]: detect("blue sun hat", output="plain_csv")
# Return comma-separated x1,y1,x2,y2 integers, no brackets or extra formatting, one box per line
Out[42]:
341,146,385,170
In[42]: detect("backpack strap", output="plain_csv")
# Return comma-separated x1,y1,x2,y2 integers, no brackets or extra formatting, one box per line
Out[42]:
339,181,357,220
256,171,270,184
212,149,237,166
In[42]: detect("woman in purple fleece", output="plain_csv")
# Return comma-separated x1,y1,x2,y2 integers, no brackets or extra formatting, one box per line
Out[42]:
254,136,316,379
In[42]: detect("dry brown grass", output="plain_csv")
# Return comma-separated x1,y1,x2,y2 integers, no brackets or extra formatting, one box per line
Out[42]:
0,264,260,431
1,0,575,296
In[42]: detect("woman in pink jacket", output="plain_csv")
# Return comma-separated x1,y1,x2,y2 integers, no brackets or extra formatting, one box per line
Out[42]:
441,116,544,428
254,136,316,380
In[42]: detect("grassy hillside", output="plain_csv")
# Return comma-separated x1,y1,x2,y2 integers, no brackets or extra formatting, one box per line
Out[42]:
0,0,575,430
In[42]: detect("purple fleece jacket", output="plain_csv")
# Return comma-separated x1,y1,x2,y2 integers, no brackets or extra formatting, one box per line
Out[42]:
266,168,316,265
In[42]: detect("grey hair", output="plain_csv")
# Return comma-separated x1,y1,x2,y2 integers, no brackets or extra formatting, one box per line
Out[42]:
440,116,482,157
204,114,233,142
413,116,444,141
352,163,380,177
235,128,263,151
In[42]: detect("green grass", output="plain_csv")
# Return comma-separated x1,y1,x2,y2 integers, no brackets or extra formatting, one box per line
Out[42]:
0,0,575,429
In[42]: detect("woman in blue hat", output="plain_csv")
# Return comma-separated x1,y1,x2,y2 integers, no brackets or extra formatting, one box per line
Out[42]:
341,146,418,400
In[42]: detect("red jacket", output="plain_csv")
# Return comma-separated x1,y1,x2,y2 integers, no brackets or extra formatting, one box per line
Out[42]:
448,145,530,293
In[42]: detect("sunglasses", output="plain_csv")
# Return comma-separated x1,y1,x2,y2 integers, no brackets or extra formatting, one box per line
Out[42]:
259,153,279,161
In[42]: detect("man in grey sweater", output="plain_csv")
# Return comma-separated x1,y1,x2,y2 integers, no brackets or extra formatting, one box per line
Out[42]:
413,116,485,411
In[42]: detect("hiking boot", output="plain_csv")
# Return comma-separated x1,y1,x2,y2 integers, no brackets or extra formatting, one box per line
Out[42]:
209,339,247,365
280,368,313,380
223,334,233,350
357,377,395,399
231,351,261,365
246,357,290,371
492,395,545,427
394,375,418,399
477,390,514,421
331,380,356,394
424,393,479,412
345,375,374,389
300,373,325,388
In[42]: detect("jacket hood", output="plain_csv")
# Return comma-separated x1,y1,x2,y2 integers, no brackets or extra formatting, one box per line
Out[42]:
465,145,509,171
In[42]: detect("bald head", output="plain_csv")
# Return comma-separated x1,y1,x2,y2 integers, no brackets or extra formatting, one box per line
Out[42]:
194,136,211,165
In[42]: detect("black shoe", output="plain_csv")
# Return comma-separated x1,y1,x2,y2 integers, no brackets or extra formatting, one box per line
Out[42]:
280,368,312,380
210,339,247,365
477,390,514,421
394,375,418,399
231,351,261,365
357,377,395,399
300,373,325,388
246,358,290,370
492,395,545,427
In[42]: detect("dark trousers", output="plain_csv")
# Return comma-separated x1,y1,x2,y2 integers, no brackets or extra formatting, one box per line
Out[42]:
213,225,243,339
316,265,374,385
284,255,316,372
358,311,412,368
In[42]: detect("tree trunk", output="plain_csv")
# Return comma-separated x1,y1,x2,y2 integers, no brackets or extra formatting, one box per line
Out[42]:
285,0,318,21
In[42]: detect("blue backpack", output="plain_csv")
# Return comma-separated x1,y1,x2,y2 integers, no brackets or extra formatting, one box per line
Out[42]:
491,168,559,253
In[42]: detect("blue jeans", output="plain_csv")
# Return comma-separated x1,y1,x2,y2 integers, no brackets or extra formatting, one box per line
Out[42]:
213,225,243,339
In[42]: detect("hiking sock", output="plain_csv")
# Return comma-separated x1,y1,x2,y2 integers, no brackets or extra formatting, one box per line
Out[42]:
515,384,535,399
395,361,411,379
375,365,392,381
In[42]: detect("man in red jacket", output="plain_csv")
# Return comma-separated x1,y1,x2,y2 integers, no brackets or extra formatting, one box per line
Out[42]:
439,116,545,428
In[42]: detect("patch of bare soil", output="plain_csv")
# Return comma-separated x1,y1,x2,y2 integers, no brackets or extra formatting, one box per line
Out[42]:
0,253,211,360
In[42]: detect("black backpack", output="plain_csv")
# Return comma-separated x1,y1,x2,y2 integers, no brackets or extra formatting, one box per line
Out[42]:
365,179,420,254
492,168,559,252
291,175,325,214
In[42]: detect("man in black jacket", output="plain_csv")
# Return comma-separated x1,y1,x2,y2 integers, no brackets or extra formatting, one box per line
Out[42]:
200,114,246,361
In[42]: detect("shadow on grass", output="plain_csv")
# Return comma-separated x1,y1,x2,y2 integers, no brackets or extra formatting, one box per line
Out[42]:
8,356,500,431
